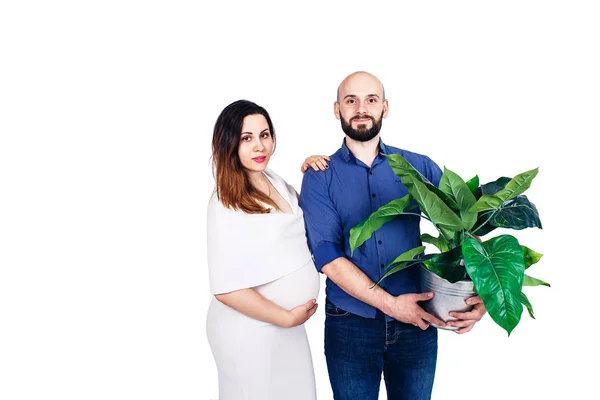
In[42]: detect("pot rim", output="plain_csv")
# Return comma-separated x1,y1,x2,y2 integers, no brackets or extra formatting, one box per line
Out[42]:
419,264,473,284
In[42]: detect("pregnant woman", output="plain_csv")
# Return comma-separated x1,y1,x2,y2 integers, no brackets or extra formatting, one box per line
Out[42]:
206,99,325,399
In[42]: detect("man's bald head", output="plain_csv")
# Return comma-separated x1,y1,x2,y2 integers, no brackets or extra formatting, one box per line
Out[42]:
336,71,386,103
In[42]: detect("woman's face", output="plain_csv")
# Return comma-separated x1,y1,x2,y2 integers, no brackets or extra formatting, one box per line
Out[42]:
237,114,273,174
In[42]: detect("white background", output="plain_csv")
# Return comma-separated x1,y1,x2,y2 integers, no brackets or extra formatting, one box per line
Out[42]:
1,1,598,399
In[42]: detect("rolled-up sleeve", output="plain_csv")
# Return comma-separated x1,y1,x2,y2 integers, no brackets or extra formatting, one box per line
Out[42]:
299,170,345,271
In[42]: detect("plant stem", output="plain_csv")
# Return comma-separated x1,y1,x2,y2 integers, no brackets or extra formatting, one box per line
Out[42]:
403,212,431,221
471,210,496,235
464,231,479,241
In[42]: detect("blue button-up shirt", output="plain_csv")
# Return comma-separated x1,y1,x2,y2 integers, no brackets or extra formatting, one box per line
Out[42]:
299,138,442,320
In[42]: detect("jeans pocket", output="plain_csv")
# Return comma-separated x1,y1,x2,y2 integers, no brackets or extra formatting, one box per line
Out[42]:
325,299,350,317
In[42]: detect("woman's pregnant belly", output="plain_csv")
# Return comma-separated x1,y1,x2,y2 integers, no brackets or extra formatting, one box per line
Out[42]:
254,260,320,310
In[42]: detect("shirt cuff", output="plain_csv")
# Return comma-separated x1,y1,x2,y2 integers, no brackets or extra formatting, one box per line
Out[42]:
312,243,346,272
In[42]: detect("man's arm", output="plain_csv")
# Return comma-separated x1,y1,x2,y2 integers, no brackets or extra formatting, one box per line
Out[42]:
300,168,445,330
322,257,446,330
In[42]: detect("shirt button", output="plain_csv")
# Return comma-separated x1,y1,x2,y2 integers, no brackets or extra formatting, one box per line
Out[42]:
378,240,382,245
380,264,385,268
369,171,373,175
372,193,376,198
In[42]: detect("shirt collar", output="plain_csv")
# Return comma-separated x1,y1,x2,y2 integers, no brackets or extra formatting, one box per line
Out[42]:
341,137,389,163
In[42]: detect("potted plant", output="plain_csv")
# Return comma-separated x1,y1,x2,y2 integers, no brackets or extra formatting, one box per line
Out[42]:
349,154,549,336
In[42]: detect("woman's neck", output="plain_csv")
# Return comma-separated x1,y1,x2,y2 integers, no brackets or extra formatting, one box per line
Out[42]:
247,170,270,195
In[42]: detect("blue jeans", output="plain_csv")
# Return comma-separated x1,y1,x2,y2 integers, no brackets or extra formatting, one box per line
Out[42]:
324,298,438,400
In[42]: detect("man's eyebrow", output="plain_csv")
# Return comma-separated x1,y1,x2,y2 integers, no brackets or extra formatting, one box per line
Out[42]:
342,94,381,100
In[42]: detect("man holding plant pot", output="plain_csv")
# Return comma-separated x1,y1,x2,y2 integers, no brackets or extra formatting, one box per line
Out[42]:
299,71,487,400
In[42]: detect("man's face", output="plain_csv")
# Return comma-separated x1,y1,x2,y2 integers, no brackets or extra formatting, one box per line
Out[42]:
335,74,388,142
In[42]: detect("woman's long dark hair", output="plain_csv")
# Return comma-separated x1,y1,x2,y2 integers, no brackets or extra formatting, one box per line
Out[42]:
212,100,278,214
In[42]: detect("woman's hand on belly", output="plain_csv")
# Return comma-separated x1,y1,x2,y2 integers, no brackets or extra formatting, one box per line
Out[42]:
282,299,319,328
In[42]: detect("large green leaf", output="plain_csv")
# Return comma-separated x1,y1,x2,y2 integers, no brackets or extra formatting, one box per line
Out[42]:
520,292,535,319
401,177,464,241
523,274,551,287
372,246,426,287
349,195,413,255
462,235,525,335
471,196,542,235
470,168,539,213
439,167,478,231
489,196,542,230
385,154,460,210
422,247,468,283
420,233,449,252
522,246,543,269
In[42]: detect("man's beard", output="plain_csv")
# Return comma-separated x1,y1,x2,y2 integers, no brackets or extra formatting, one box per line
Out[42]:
340,111,384,142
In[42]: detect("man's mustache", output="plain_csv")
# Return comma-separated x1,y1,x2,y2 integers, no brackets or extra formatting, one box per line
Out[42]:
350,115,374,123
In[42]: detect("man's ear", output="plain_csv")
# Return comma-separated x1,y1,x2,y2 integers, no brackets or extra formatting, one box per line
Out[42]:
382,99,389,119
333,101,341,120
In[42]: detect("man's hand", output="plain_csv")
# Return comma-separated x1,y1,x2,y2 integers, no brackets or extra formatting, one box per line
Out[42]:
301,155,330,172
447,295,487,334
384,292,446,330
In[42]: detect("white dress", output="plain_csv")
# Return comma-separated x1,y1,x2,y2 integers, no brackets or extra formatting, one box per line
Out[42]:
206,169,320,400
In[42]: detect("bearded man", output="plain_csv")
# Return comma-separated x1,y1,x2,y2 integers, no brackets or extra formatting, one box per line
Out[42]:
299,71,487,400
